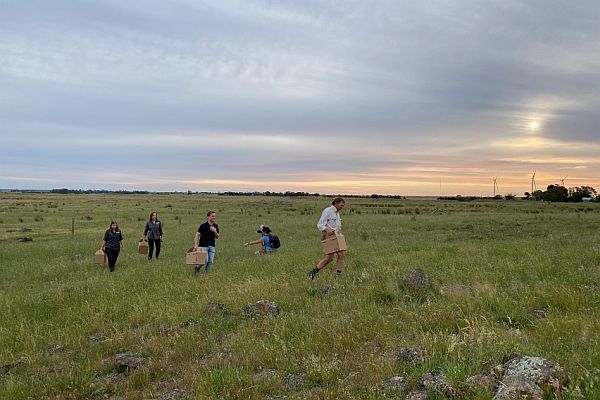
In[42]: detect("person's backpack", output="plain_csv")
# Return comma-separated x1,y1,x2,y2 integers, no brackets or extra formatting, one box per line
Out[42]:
268,234,281,249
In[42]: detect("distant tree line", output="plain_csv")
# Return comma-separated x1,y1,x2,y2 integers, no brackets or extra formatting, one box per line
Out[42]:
49,188,150,194
524,185,598,202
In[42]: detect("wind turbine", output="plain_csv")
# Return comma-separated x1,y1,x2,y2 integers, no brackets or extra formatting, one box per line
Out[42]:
493,177,499,197
531,171,537,193
560,176,567,186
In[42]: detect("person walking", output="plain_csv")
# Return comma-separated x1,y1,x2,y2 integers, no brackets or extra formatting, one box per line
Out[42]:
193,210,220,273
244,225,274,254
102,221,124,272
144,211,163,260
308,197,346,280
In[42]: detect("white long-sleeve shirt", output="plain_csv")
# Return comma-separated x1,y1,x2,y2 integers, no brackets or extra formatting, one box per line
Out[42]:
317,205,342,233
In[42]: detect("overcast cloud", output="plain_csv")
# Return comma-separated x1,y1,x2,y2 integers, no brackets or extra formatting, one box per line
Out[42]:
1,0,599,195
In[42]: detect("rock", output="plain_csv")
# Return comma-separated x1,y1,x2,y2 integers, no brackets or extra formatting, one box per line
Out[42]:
88,331,107,341
241,300,280,317
420,372,456,397
47,344,65,355
530,308,549,319
114,353,147,370
197,352,230,368
253,368,280,382
382,375,406,393
157,389,192,400
17,237,33,242
283,372,306,391
157,377,182,390
501,355,569,393
0,360,22,376
203,302,228,316
492,376,544,400
405,389,428,400
394,347,426,365
319,285,336,295
465,373,498,392
179,318,203,328
405,268,430,290
93,372,126,384
71,254,85,262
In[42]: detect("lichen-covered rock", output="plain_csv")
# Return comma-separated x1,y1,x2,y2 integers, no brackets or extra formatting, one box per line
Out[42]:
114,353,147,370
465,373,498,392
241,300,280,317
501,356,569,392
405,389,428,400
382,375,406,393
253,368,280,382
203,302,228,316
420,372,456,397
157,388,192,400
394,347,426,365
492,376,544,400
530,308,549,319
283,372,306,391
405,268,430,290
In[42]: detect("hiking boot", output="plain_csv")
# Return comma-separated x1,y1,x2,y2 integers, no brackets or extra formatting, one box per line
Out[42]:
194,265,201,274
308,267,319,280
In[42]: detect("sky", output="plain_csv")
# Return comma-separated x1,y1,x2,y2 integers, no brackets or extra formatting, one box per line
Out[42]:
1,0,599,196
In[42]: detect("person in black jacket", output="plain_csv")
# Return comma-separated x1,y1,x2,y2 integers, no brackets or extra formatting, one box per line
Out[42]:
102,221,124,272
144,211,163,260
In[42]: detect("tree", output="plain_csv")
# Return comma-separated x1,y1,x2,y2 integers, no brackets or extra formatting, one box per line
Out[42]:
504,193,516,200
541,184,568,202
568,186,597,202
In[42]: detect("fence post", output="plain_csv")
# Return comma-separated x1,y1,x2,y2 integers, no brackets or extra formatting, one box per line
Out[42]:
71,218,75,235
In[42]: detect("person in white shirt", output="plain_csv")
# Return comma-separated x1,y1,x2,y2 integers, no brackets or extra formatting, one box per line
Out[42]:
309,197,346,279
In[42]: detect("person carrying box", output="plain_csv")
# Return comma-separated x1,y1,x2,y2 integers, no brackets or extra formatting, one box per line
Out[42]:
308,197,346,280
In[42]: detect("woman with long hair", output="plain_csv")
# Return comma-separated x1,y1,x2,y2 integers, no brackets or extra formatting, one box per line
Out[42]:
102,221,124,272
144,211,163,260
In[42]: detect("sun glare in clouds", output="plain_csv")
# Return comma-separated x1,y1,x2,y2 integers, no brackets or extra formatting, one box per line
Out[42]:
529,120,540,131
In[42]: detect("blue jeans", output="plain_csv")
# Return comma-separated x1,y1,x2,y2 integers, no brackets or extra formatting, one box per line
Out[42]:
201,246,216,272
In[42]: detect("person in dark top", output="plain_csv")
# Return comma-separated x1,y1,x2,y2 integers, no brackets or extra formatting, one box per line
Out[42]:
193,210,220,273
143,211,163,261
244,225,273,254
102,221,124,272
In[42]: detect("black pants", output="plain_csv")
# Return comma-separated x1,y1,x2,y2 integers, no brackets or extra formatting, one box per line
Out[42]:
148,238,161,259
105,247,120,271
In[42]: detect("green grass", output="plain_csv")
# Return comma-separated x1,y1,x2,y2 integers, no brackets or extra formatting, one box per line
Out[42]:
1,193,599,399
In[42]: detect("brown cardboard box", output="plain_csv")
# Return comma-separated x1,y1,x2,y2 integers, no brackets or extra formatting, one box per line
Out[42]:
186,247,206,265
138,239,149,255
321,233,347,255
94,249,107,264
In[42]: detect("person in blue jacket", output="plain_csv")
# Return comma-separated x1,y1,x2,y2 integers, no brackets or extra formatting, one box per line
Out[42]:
244,225,273,254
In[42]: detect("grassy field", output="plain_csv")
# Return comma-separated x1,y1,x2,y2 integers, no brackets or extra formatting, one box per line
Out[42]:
0,193,599,399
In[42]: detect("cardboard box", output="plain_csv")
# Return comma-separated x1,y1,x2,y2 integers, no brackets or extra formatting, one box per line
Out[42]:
321,233,347,255
138,239,149,255
186,247,206,265
94,249,107,264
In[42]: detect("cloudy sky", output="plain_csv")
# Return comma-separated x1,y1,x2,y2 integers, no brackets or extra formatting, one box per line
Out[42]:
1,0,599,195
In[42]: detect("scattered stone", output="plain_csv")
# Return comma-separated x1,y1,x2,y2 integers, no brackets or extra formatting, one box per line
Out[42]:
465,373,498,392
17,237,33,242
283,372,306,391
241,300,280,317
319,285,335,295
500,355,569,393
157,377,182,390
71,254,85,262
179,318,203,328
157,389,192,400
203,302,228,316
420,372,456,397
382,375,406,393
197,352,231,368
405,389,428,400
47,344,65,355
159,324,182,335
216,333,235,344
492,376,544,400
116,353,146,369
88,331,107,341
0,360,22,376
405,268,430,290
394,347,426,365
93,372,127,384
530,308,549,319
253,368,280,382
